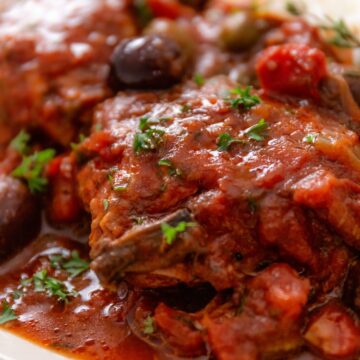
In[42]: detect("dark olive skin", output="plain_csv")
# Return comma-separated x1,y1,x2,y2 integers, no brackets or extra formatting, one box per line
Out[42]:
344,73,360,106
0,175,41,260
108,35,187,90
342,261,360,316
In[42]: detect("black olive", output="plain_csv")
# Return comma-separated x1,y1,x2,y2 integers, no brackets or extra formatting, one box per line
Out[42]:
0,175,41,260
342,261,360,316
344,72,360,106
108,35,187,91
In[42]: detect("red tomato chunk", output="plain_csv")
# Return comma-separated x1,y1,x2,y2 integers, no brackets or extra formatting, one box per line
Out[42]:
256,44,328,98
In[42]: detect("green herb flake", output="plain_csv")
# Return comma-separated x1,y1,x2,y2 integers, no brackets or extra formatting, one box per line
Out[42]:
10,130,30,154
62,251,89,278
161,221,195,245
0,301,17,325
70,133,86,152
12,148,56,193
194,73,205,86
320,17,360,48
33,270,75,302
94,123,103,132
244,119,268,141
12,290,23,300
133,128,165,153
134,0,153,26
226,86,261,110
285,1,305,16
139,117,150,131
113,184,128,192
303,133,318,144
217,133,244,151
143,316,155,335
180,104,191,113
103,199,109,211
158,159,182,176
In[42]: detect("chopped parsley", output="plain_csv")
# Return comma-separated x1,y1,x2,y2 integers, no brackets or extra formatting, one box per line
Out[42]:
320,17,360,48
134,0,153,26
70,133,86,151
12,290,23,300
180,104,191,113
139,117,150,131
50,251,89,278
158,159,182,176
0,301,17,325
194,73,205,86
226,86,261,110
161,221,195,245
107,166,128,191
217,133,244,151
143,316,155,335
244,119,268,141
32,270,75,303
103,199,109,211
12,148,56,193
285,1,305,16
134,117,165,153
113,184,128,191
10,130,30,154
304,133,318,144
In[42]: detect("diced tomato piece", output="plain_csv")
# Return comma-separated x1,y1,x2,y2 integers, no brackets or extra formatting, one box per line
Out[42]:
256,43,327,99
305,303,360,358
47,154,82,223
147,0,194,19
250,263,310,320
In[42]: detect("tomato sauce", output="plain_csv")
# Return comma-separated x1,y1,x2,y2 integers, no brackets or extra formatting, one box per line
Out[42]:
0,235,155,360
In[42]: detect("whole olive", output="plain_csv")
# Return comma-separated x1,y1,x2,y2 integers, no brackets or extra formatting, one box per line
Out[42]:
344,71,360,106
219,12,262,52
109,35,187,90
0,175,41,260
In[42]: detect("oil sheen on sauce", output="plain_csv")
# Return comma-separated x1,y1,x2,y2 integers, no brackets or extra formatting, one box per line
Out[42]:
0,234,155,360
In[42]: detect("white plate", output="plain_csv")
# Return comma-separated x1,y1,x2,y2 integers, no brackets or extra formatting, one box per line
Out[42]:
0,329,68,360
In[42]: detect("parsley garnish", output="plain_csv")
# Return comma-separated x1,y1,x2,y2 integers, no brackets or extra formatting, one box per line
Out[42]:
194,73,205,86
50,251,89,278
244,119,268,141
285,1,305,16
139,117,150,131
143,316,155,334
103,199,109,211
158,159,182,176
32,270,75,302
226,86,261,110
12,148,56,193
107,166,128,191
62,251,89,278
134,117,165,153
161,221,195,245
134,0,153,26
217,133,244,151
70,133,86,151
320,17,360,48
0,301,17,325
180,104,191,113
10,130,30,154
303,133,318,144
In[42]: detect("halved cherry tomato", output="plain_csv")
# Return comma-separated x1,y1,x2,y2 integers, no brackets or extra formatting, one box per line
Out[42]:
256,43,327,99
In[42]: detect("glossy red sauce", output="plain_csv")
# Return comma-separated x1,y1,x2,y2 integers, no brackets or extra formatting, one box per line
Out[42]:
0,235,155,360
